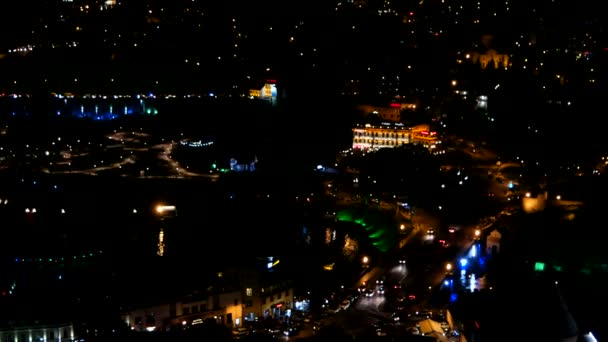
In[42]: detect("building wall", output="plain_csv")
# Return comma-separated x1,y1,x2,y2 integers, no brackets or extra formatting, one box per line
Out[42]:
122,291,242,331
352,124,438,150
0,324,74,342
219,291,244,327
353,126,411,149
122,303,173,332
260,288,294,319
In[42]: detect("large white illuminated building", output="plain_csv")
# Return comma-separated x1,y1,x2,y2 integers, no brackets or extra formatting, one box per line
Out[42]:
352,123,441,150
249,80,278,105
0,323,75,342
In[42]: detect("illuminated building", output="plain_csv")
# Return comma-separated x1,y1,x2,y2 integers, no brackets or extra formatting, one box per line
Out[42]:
352,123,440,150
239,258,295,322
0,323,75,342
249,80,278,105
121,289,244,331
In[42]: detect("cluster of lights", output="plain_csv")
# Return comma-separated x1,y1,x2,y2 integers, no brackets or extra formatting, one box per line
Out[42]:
179,140,214,148
15,251,103,263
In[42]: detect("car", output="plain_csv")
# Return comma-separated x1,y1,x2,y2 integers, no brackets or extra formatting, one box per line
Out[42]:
327,302,341,313
365,288,375,297
427,228,435,235
340,299,351,310
407,327,421,335
358,283,367,293
232,328,249,339
398,258,406,264
283,327,299,336
377,286,385,295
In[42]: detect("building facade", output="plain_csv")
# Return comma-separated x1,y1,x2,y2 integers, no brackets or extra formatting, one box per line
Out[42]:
121,289,244,332
242,285,294,322
0,323,75,342
352,123,440,150
121,279,295,331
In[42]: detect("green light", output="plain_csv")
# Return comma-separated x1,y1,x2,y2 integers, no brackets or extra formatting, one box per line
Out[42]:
212,163,217,169
581,268,591,275
553,265,562,272
369,230,385,239
534,262,545,271
146,108,151,114
336,206,398,253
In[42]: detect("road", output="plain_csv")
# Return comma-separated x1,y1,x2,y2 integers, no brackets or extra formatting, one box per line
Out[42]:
288,139,516,340
43,131,219,180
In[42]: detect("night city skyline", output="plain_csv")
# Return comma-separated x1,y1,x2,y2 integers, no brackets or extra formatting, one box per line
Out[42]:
0,1,607,342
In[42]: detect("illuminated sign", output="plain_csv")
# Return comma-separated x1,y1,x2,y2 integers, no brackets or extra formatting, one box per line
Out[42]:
420,131,429,135
266,79,277,84
430,132,437,136
389,103,401,108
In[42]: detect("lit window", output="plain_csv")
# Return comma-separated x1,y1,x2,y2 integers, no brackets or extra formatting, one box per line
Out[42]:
246,288,253,296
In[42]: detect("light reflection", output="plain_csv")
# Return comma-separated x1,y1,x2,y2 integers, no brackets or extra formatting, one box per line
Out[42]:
157,229,165,256
469,244,477,258
469,273,476,292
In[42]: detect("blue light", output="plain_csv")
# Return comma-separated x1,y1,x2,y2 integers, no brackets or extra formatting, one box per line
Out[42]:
460,258,468,268
508,181,514,189
450,293,458,302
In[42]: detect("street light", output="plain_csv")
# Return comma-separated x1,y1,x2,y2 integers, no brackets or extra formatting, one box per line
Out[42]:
400,224,405,231
445,263,453,272
362,256,369,264
474,229,481,239
156,204,176,214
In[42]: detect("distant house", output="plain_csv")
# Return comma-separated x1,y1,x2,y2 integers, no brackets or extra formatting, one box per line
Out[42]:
249,80,278,105
486,229,502,255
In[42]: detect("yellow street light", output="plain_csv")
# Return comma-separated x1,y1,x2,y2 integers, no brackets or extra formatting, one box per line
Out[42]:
474,229,481,237
156,204,176,214
362,256,369,264
446,263,453,272
400,224,405,231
